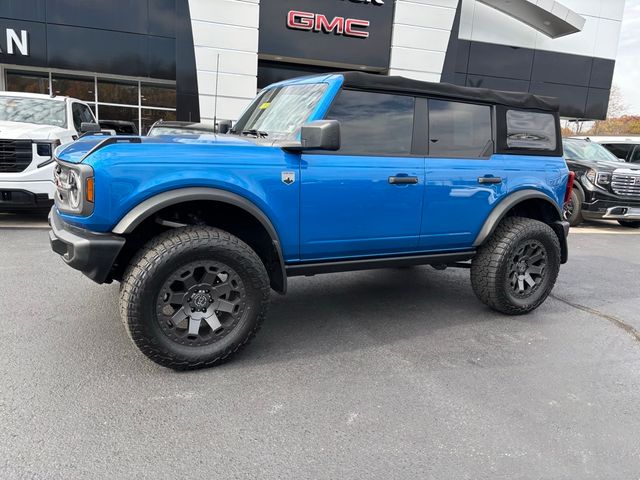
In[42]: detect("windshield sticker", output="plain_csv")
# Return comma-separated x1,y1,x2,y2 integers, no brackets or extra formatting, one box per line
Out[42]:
259,102,271,110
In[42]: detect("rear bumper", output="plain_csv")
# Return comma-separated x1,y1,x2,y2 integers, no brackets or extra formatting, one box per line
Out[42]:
49,207,125,284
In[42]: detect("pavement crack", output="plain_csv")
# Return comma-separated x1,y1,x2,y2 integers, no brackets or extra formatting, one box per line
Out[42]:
551,294,640,344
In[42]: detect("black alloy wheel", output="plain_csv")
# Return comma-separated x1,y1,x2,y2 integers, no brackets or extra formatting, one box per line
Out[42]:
471,216,561,315
120,226,270,369
507,240,547,298
156,261,246,347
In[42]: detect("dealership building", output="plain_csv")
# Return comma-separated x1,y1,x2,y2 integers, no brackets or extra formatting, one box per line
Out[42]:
0,0,625,132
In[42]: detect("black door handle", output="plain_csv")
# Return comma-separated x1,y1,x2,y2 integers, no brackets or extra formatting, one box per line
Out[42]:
478,176,502,184
389,176,419,185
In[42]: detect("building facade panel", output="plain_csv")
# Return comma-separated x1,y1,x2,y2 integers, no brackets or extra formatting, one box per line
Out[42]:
0,0,628,122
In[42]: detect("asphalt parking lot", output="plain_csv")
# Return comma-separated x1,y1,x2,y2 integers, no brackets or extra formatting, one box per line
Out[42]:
1,213,639,479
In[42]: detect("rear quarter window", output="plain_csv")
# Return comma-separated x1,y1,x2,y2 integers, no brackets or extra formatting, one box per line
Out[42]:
506,110,556,151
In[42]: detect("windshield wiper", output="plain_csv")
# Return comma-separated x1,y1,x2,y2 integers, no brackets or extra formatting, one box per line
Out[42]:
240,129,269,138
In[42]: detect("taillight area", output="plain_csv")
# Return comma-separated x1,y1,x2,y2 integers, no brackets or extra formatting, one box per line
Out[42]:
564,171,576,204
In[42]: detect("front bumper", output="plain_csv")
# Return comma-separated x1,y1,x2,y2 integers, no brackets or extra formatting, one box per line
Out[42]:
49,207,125,284
0,188,53,210
581,197,640,221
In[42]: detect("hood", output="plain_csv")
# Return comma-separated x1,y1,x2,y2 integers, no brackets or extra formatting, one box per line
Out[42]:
0,120,67,140
55,133,268,164
567,157,640,172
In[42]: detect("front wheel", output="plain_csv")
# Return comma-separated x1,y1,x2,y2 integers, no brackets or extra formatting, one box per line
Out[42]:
120,226,270,370
563,188,583,227
471,217,561,315
618,220,640,228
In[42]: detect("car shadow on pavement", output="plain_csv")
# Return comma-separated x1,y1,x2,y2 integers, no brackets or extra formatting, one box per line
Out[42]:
0,211,50,228
229,266,540,368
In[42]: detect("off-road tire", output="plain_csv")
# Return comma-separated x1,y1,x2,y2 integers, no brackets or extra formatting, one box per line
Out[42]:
120,226,270,370
471,217,561,315
564,188,583,227
617,220,640,228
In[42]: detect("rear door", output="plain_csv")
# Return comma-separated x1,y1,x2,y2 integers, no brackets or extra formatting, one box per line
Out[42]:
420,99,502,250
299,89,424,260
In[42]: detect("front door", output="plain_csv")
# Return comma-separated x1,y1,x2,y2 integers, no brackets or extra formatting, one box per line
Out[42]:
299,89,424,260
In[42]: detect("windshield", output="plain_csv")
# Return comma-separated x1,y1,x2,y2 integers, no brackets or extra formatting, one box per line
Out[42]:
148,126,214,137
232,83,328,140
563,139,623,163
0,96,67,128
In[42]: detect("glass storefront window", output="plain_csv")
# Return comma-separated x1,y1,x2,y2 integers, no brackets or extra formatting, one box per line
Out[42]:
51,75,95,102
141,84,176,109
97,105,139,127
4,68,177,133
141,108,177,135
5,71,49,95
98,79,138,105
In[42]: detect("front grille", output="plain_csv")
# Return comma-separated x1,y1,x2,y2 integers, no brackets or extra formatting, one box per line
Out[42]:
0,139,33,173
611,173,640,197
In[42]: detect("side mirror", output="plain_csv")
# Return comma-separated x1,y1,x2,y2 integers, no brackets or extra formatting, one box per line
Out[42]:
299,120,340,151
217,119,232,134
281,120,341,152
80,122,101,134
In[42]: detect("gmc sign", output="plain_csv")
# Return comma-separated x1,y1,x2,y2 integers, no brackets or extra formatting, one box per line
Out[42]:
287,11,370,38
259,0,394,70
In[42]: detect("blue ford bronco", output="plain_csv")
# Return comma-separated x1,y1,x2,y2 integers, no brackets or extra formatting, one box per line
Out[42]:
49,72,572,369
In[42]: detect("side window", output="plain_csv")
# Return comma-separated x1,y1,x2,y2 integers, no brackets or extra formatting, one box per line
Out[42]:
325,90,414,156
428,100,492,158
602,143,631,160
506,110,556,151
631,146,640,163
72,103,95,131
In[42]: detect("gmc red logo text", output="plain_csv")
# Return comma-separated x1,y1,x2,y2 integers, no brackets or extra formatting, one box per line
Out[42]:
287,10,370,39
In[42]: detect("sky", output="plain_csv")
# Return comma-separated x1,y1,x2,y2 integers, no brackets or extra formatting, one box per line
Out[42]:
613,0,640,115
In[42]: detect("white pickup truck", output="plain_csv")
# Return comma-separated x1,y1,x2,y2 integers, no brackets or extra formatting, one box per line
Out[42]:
0,91,98,211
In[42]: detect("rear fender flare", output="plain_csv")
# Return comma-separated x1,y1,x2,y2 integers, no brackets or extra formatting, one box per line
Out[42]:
473,189,567,263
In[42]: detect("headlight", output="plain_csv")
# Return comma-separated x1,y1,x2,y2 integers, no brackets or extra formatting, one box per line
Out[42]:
597,172,611,185
585,169,612,188
36,140,61,168
68,170,82,209
54,161,94,216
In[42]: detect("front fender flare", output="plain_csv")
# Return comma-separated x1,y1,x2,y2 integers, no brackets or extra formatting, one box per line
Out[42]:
112,187,288,293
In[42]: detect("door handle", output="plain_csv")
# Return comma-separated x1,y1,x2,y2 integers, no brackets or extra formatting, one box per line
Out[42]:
389,176,419,185
478,176,502,184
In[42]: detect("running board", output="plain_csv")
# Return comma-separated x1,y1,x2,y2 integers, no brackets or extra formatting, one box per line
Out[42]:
285,251,476,277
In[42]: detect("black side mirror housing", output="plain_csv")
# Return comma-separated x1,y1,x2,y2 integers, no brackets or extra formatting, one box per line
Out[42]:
300,120,340,150
217,119,232,134
80,122,101,134
283,120,340,152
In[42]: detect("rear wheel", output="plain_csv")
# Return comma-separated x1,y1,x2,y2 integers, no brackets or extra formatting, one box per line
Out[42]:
471,217,561,315
563,187,583,227
617,220,640,228
120,226,270,370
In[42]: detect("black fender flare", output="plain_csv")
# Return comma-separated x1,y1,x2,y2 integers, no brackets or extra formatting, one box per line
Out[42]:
473,189,568,263
112,187,288,293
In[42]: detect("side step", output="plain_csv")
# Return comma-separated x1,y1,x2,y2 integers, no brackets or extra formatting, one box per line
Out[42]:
286,251,475,277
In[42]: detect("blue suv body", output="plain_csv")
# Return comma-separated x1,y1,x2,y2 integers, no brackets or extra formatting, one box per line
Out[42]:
50,72,571,369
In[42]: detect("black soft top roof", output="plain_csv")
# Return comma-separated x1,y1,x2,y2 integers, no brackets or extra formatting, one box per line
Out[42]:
339,71,559,113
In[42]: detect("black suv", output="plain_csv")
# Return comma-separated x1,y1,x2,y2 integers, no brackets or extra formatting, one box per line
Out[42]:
563,138,640,227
